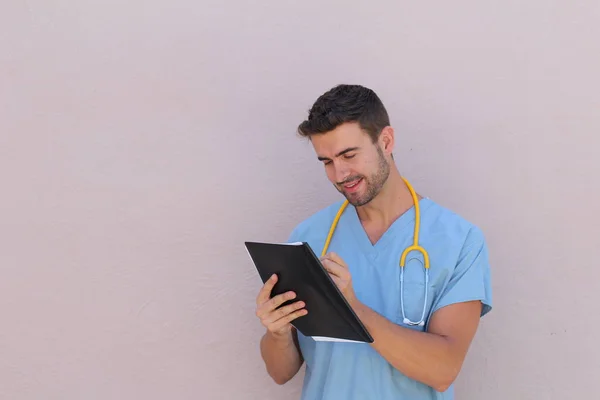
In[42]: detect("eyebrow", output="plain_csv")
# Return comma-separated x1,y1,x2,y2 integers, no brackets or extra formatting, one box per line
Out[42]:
317,147,359,161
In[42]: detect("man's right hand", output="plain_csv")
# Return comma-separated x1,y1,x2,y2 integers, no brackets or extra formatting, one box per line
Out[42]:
255,274,308,338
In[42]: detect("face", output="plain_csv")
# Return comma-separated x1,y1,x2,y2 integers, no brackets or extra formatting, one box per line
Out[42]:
311,122,393,207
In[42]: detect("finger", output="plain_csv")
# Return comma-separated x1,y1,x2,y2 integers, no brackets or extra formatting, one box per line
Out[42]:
326,252,347,268
263,300,306,324
269,308,308,332
328,273,343,288
256,274,278,305
257,290,296,318
321,259,346,278
322,253,347,271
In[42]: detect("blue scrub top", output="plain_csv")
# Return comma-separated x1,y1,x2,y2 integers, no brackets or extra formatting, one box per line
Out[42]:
287,198,493,400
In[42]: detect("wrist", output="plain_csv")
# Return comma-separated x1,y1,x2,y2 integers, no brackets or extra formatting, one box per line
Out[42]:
266,329,294,347
349,298,370,323
347,294,362,311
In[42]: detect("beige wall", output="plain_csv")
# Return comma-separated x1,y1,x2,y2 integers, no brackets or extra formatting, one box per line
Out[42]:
2,1,599,399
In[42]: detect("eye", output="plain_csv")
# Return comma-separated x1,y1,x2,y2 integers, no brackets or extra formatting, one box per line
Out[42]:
344,153,356,159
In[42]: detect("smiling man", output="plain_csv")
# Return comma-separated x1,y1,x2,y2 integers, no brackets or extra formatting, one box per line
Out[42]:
254,84,493,400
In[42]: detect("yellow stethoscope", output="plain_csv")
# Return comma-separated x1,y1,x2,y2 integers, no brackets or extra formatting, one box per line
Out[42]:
321,177,430,327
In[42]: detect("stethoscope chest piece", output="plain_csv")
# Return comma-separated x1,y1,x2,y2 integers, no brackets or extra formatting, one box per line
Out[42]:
399,248,430,327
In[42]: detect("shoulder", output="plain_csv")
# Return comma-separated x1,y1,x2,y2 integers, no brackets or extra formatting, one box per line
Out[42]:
423,198,487,248
287,199,346,243
422,198,489,270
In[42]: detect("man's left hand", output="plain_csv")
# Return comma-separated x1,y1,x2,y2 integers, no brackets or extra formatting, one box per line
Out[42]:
320,252,358,307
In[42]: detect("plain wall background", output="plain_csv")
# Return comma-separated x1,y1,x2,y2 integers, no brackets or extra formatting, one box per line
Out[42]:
1,1,599,399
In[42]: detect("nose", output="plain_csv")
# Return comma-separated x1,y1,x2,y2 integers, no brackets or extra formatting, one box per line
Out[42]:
333,161,350,184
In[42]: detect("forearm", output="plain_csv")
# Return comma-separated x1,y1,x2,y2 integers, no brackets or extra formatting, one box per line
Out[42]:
352,301,459,392
260,329,303,385
321,252,483,392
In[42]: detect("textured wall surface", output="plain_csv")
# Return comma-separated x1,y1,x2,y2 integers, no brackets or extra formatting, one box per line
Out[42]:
1,1,599,399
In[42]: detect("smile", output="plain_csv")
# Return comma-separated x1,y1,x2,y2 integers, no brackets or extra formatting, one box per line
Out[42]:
342,178,363,192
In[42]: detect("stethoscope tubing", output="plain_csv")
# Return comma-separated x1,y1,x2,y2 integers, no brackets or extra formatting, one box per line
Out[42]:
322,177,430,327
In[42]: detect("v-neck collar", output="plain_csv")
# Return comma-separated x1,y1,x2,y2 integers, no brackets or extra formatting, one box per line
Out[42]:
347,198,433,260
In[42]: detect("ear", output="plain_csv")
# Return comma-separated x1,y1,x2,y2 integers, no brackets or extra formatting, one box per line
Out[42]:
378,126,395,155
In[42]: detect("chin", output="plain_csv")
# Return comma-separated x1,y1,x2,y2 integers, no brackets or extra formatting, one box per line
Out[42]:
345,194,368,207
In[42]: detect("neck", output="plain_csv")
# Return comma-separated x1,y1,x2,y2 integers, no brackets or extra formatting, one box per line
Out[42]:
355,170,422,228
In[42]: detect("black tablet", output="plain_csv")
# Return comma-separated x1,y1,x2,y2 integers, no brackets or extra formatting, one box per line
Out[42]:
245,241,373,343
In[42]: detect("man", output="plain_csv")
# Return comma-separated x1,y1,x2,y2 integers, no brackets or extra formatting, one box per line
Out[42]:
254,84,492,399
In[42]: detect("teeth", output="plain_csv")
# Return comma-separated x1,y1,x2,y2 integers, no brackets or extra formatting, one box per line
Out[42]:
345,179,360,188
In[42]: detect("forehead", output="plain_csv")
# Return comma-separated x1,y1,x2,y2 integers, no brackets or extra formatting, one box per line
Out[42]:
310,122,370,154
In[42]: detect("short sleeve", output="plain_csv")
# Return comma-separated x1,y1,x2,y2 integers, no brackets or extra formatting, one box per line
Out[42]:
432,227,493,317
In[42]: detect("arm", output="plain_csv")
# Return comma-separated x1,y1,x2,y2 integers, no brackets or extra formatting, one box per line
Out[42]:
351,299,481,392
260,327,304,385
255,274,307,385
322,252,486,392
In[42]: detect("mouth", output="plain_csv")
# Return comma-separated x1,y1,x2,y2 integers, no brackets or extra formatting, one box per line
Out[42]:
341,178,363,193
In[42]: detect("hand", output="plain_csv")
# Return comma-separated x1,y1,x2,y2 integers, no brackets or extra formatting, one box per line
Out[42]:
255,274,308,339
320,252,358,306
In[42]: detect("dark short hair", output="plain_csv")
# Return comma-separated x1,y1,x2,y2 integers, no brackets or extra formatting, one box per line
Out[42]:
297,84,390,143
